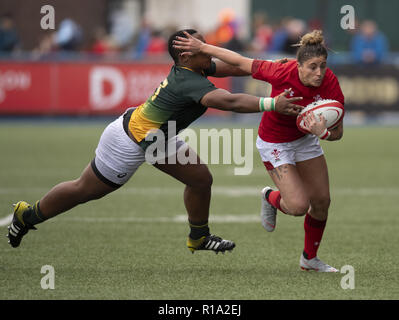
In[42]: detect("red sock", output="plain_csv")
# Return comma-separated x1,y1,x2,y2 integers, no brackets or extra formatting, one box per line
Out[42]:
266,190,287,214
303,213,327,260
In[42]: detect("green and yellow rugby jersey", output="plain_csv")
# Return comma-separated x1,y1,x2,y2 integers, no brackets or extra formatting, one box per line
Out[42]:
127,63,217,150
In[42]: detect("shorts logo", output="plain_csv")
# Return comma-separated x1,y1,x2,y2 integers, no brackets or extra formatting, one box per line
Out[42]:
117,173,127,178
271,149,281,162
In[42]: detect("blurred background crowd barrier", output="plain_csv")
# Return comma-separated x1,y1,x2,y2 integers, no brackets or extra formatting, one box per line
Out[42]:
0,0,398,119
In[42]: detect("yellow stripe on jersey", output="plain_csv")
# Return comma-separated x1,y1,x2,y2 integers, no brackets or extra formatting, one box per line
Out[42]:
128,104,163,142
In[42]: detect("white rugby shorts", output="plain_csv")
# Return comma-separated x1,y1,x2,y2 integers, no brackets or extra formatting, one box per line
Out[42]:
93,115,186,187
256,134,324,170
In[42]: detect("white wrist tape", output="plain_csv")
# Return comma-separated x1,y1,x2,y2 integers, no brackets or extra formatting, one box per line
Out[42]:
318,128,331,140
259,97,275,112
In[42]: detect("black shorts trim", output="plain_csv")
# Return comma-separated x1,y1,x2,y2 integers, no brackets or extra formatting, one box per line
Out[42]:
90,159,123,189
123,107,136,137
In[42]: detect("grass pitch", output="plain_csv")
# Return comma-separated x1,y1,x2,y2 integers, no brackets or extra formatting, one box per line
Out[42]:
0,121,398,300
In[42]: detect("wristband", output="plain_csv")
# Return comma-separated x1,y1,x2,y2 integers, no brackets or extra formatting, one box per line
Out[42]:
318,128,331,140
259,98,276,112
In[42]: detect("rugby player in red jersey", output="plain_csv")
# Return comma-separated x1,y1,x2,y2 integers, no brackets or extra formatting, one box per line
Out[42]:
174,30,344,271
7,29,303,254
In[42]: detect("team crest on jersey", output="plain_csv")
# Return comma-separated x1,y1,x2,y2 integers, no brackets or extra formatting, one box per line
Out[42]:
313,94,322,101
271,149,281,162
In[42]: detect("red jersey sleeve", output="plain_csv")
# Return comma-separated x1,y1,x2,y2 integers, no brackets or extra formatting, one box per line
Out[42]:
251,59,285,84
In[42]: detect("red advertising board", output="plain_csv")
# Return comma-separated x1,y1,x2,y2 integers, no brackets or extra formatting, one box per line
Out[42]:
0,62,231,115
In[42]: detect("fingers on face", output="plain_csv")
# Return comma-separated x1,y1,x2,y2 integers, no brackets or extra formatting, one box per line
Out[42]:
179,51,193,57
175,36,188,42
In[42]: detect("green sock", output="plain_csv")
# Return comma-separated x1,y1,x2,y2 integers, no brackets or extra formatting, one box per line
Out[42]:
189,220,210,240
22,201,46,226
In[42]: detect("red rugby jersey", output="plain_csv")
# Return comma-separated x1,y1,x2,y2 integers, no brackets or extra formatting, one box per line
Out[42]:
252,59,345,143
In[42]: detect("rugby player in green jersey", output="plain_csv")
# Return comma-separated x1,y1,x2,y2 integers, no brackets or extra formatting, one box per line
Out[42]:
7,29,303,254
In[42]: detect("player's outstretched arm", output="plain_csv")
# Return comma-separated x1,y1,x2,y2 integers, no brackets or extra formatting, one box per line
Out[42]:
210,57,293,77
210,59,252,77
173,31,253,75
200,89,303,115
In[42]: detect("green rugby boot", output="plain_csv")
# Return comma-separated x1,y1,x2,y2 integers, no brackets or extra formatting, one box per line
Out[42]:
7,201,37,248
187,234,235,254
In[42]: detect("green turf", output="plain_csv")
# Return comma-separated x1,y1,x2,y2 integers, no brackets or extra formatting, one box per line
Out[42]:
0,123,398,299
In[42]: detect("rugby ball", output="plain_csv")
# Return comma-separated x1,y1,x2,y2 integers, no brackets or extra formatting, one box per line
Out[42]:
296,99,344,134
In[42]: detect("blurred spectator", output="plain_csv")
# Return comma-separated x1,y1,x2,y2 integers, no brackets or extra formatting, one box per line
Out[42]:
308,18,322,32
131,20,152,59
206,8,239,48
131,20,169,59
109,8,135,49
89,27,116,55
32,33,56,59
268,17,291,53
251,13,273,52
224,34,245,52
281,18,306,55
146,30,167,55
54,19,83,51
0,14,19,52
350,20,388,64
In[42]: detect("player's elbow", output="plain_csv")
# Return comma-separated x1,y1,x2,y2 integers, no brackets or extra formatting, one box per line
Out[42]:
206,94,241,112
226,94,243,111
330,126,344,141
201,90,252,112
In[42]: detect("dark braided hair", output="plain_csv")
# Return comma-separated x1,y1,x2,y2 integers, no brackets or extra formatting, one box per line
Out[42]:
168,29,198,64
295,30,328,64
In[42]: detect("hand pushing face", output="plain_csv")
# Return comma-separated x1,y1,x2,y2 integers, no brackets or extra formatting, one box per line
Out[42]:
173,32,211,70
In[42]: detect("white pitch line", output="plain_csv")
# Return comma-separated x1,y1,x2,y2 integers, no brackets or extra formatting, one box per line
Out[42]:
0,213,259,227
1,186,398,225
1,186,399,196
0,214,12,227
58,214,260,224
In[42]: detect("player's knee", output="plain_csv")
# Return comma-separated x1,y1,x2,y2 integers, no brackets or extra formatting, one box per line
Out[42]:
311,196,331,212
189,168,213,189
287,200,309,216
197,171,213,189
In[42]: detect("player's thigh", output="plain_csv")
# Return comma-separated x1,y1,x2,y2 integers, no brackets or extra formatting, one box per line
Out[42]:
76,162,119,199
296,155,330,212
267,163,310,213
153,145,212,188
257,136,309,212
